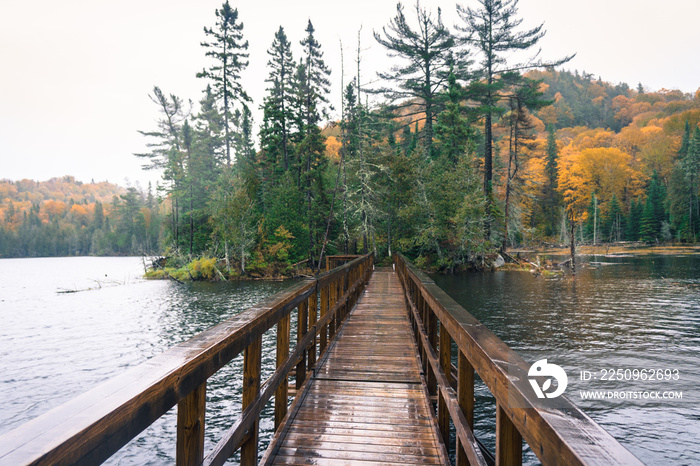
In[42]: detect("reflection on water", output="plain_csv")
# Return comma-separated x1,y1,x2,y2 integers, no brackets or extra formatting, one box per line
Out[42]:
0,257,294,464
431,255,700,465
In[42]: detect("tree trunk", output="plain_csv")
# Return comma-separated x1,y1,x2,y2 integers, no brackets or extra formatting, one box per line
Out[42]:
241,240,246,274
569,218,576,276
224,240,231,273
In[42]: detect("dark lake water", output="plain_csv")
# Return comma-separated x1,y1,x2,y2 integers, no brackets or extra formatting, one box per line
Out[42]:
431,254,700,465
0,256,295,464
1,255,698,465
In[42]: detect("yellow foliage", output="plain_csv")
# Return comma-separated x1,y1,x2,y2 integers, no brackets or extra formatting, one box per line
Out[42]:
538,106,558,127
189,257,218,280
43,200,66,219
566,128,616,150
520,155,547,223
325,136,342,163
558,146,642,221
68,204,89,226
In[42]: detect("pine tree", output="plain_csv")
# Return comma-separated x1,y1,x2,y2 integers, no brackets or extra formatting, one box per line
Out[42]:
300,20,332,128
626,199,643,241
194,85,225,166
209,168,258,273
602,195,624,242
135,86,191,250
434,68,475,165
640,171,667,242
585,193,599,243
294,20,332,264
457,0,573,197
684,127,700,237
197,1,250,165
262,26,296,172
540,126,561,236
374,1,465,158
233,105,256,172
501,75,546,249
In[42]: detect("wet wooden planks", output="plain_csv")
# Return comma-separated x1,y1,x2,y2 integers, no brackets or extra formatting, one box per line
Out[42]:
265,268,448,465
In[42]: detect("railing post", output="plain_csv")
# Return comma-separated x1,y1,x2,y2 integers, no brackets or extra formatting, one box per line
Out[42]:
241,336,262,466
496,402,522,466
341,270,348,322
438,324,452,449
308,290,318,371
176,382,206,466
328,278,337,341
296,299,308,389
274,313,291,429
425,296,437,396
319,283,328,355
457,350,475,466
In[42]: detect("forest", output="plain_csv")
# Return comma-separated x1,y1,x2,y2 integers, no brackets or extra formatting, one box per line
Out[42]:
0,177,160,257
1,0,699,276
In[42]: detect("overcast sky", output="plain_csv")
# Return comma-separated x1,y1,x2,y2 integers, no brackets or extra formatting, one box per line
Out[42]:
2,0,699,189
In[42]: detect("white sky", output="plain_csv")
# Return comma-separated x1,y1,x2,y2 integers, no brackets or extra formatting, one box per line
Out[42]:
1,0,699,189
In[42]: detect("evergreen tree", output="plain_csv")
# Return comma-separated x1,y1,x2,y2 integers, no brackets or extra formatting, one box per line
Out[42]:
539,126,561,236
300,20,332,128
92,201,104,230
210,168,258,273
374,1,464,158
640,171,667,242
668,161,694,241
626,199,643,241
194,85,225,166
684,127,700,236
233,105,256,173
135,86,190,250
501,75,547,249
261,26,296,173
197,1,250,165
293,20,332,264
602,195,624,242
585,193,599,243
434,68,475,165
456,0,572,198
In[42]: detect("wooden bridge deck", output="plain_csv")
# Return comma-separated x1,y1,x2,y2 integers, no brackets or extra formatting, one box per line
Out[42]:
264,267,449,465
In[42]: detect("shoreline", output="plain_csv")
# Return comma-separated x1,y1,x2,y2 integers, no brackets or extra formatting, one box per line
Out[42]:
510,244,700,257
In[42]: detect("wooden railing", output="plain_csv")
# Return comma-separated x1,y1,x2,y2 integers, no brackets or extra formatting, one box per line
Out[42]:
0,253,374,466
325,254,361,272
394,253,642,466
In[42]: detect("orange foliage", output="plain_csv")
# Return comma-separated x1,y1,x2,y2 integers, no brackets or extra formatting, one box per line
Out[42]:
325,136,342,163
558,146,642,221
566,128,616,150
68,204,90,226
43,200,67,220
538,105,558,127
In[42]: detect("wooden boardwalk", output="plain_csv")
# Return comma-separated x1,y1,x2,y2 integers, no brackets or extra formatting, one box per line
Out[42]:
264,267,449,465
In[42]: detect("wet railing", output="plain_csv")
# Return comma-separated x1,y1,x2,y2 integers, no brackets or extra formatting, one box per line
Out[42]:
394,253,642,466
0,253,373,466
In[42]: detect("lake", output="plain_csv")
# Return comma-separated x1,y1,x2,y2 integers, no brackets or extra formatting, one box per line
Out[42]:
0,256,294,464
431,254,700,465
1,255,698,464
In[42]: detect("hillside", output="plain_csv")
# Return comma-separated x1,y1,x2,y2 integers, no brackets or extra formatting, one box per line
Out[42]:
0,176,162,257
507,69,700,244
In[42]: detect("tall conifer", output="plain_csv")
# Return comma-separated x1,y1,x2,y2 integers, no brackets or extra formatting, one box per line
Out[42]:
457,0,573,233
197,1,250,165
374,1,464,158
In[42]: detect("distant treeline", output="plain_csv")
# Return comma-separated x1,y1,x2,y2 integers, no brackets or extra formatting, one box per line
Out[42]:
0,177,162,257
3,1,700,271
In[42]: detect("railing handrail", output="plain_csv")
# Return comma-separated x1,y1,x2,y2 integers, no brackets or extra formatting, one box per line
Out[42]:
394,253,642,466
0,253,374,466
